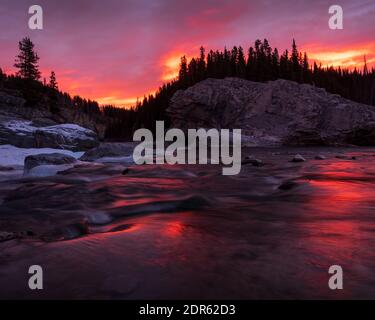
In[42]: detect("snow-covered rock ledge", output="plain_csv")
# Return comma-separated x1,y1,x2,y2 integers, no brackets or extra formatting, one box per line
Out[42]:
0,119,99,151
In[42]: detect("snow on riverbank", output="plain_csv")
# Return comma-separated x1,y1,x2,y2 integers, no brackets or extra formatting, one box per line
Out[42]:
0,144,84,168
1,119,98,150
3,120,35,136
3,120,96,140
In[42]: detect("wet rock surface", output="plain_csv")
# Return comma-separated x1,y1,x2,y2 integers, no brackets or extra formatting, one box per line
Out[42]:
24,153,77,171
79,142,136,161
315,155,326,160
242,156,264,166
291,154,306,162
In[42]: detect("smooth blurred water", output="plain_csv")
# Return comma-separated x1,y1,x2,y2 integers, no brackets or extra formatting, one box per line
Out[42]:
1,147,375,299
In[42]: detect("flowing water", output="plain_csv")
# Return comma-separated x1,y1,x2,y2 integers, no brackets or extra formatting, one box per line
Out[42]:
1,147,375,299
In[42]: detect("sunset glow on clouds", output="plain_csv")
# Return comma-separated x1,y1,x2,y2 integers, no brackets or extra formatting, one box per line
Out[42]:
304,41,375,69
0,0,374,107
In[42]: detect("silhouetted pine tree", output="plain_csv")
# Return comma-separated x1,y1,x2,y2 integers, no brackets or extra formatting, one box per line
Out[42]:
246,46,255,80
198,46,206,81
14,37,41,81
279,49,289,79
302,52,311,83
49,71,58,89
271,48,280,79
188,58,199,85
230,46,238,76
237,46,246,78
290,39,301,82
0,68,4,88
178,56,188,88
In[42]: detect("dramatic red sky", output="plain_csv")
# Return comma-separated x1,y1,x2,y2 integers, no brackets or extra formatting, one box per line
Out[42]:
0,0,374,107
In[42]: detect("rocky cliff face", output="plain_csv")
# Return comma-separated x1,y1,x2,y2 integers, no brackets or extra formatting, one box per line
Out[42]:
168,78,375,146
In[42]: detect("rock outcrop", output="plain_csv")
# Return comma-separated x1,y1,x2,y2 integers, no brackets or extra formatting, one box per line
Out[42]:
0,116,36,148
0,118,99,151
0,89,106,140
0,90,100,150
34,124,99,150
168,78,375,146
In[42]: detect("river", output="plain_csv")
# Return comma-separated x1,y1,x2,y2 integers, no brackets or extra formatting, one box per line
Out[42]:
1,147,375,299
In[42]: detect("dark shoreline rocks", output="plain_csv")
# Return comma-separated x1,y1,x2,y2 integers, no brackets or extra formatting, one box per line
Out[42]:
278,181,298,190
0,230,35,243
0,165,15,171
241,157,264,166
79,142,136,161
24,153,77,172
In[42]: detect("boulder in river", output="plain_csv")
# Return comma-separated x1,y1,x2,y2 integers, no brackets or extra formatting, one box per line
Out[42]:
24,153,77,172
79,142,136,161
278,181,298,190
241,157,264,166
291,154,306,162
314,155,326,160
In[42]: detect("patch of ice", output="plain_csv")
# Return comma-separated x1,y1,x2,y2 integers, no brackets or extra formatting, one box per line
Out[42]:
3,120,96,142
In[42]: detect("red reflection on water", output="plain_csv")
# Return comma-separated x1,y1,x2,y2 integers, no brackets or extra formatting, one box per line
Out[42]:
123,177,187,188
306,159,375,211
312,157,375,180
102,176,189,209
163,221,185,237
299,159,375,297
304,161,368,246
309,180,368,204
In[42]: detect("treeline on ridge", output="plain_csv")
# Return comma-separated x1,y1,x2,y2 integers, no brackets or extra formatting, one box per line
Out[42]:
105,39,375,140
2,37,375,141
